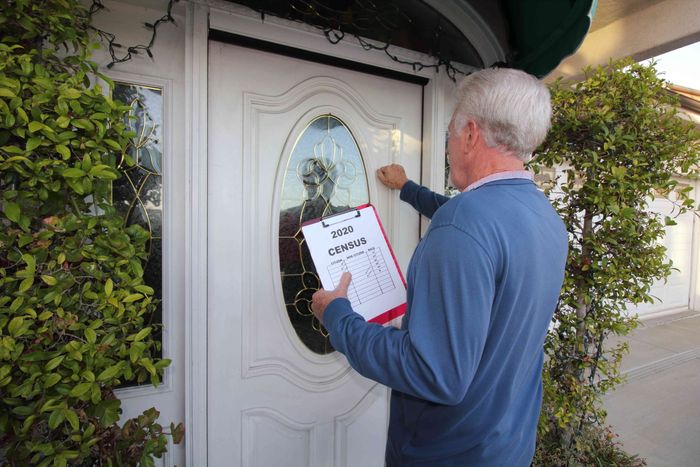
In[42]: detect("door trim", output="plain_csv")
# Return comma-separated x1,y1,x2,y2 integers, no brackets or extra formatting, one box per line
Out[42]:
185,3,209,466
185,2,458,464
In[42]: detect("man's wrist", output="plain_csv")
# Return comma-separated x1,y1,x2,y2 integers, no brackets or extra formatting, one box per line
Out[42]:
323,297,354,329
399,179,419,201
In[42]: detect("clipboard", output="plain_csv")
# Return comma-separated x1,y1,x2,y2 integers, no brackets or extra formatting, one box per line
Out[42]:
301,204,407,325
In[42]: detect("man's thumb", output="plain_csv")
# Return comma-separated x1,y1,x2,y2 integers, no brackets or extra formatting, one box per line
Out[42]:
338,272,352,294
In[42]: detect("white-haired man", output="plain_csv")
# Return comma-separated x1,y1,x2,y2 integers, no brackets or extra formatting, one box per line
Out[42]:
312,68,567,466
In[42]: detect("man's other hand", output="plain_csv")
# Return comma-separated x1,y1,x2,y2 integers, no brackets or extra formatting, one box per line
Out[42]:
311,272,352,324
377,164,408,190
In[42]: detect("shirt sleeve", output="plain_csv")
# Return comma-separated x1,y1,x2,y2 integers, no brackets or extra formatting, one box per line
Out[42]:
399,180,451,219
323,225,495,406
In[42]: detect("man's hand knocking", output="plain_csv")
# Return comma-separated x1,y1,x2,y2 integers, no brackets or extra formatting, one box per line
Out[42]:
377,164,409,190
311,272,352,324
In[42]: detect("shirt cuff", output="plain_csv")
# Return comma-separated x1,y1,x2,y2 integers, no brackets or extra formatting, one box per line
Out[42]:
322,297,359,331
399,179,420,202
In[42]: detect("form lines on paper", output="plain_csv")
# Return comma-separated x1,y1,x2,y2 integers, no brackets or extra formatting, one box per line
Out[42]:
327,247,396,308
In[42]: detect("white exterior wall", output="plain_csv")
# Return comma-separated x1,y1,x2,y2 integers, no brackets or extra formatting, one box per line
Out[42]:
626,186,698,318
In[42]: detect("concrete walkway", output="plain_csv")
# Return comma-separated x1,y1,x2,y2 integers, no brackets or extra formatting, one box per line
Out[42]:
603,311,700,467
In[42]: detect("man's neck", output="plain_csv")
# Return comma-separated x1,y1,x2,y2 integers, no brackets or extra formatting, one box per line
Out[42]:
464,148,525,188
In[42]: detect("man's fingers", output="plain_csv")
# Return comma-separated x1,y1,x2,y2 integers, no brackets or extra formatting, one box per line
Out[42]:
338,272,352,293
376,167,387,183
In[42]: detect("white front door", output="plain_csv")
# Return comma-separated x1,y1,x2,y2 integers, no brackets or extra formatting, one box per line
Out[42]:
207,41,423,466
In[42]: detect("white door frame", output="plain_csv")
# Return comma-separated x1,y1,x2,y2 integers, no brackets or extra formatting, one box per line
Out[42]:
184,1,465,464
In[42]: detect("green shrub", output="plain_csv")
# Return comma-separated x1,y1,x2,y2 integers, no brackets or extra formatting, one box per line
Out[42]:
531,59,700,464
0,1,182,465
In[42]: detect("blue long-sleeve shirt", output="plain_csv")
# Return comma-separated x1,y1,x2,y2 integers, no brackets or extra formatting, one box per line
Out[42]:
324,178,567,466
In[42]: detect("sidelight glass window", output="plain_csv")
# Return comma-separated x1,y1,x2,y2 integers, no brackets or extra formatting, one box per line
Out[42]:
111,83,164,359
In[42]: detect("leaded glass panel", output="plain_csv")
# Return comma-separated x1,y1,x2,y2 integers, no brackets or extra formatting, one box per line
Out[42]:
279,115,369,354
111,83,163,359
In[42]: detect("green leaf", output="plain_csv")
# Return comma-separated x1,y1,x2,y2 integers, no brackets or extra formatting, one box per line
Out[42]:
129,342,146,363
72,119,94,131
139,358,156,376
18,233,33,247
123,293,144,303
8,317,25,336
105,278,113,296
103,139,123,151
62,88,81,99
16,107,28,124
26,137,41,151
41,275,58,286
28,121,44,133
1,145,25,154
40,398,62,413
20,415,36,434
45,355,65,371
44,373,62,388
56,115,71,128
171,422,185,444
131,327,151,342
10,296,24,312
13,406,34,417
155,358,172,370
63,409,79,431
18,277,34,293
85,328,96,344
97,364,121,382
134,284,154,295
93,168,119,180
4,201,20,223
0,87,16,97
22,254,36,271
81,153,91,171
69,382,92,398
48,409,65,429
56,144,71,159
62,168,85,178
38,311,53,320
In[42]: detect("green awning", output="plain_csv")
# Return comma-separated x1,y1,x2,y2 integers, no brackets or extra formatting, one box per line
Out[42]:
505,0,597,77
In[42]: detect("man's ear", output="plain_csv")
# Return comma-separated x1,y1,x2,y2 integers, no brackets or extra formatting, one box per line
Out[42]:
466,120,480,148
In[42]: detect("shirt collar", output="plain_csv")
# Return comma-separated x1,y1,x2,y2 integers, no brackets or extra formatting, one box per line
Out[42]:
463,170,534,192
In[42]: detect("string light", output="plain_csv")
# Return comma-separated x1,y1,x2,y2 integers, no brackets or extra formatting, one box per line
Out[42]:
88,0,179,69
87,0,478,80
254,0,473,81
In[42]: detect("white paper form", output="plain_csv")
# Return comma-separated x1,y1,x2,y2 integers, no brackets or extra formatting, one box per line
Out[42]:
301,204,406,324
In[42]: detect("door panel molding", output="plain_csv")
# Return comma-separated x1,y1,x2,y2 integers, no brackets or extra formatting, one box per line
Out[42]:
242,408,318,467
334,384,388,467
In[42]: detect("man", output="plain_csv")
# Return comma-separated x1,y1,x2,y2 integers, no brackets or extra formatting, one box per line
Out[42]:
311,68,568,466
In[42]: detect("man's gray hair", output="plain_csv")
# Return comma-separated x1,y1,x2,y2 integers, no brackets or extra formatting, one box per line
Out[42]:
452,68,552,161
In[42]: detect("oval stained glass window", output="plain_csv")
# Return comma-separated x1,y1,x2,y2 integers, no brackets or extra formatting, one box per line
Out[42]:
278,115,369,354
